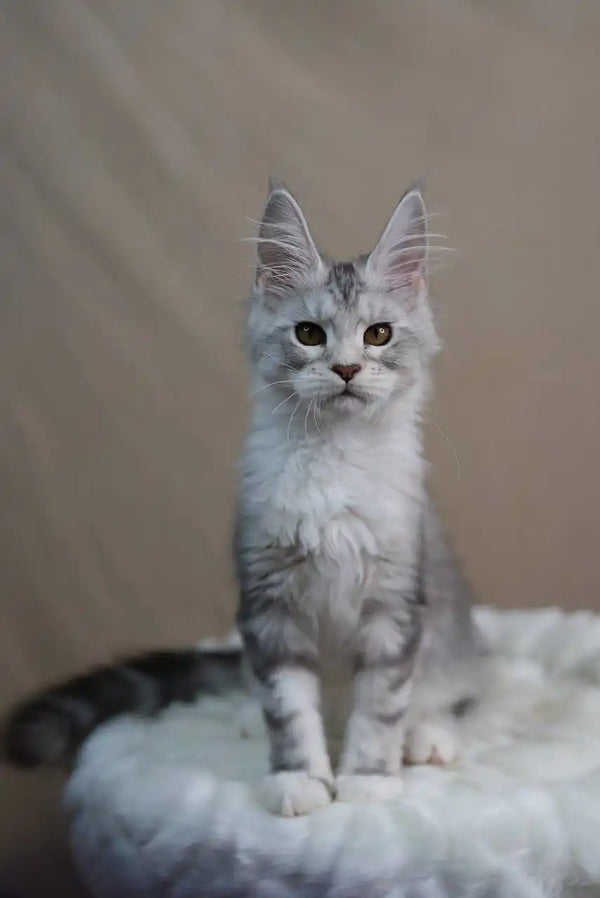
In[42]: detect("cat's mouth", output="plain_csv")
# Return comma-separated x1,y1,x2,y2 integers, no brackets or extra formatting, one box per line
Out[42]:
329,385,367,404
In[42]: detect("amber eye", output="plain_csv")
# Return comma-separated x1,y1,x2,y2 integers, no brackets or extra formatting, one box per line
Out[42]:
364,323,392,346
295,322,327,346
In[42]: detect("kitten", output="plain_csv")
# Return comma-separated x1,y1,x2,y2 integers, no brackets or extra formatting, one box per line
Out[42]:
234,179,488,816
4,181,486,820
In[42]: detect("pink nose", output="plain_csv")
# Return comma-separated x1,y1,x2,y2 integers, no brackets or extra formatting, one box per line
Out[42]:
332,364,361,382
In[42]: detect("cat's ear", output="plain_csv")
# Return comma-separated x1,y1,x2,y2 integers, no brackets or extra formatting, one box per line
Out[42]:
267,173,287,193
366,185,428,296
255,184,323,299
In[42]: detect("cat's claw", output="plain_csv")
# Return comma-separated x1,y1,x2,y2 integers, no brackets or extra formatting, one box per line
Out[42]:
335,773,404,803
404,721,458,765
258,771,333,817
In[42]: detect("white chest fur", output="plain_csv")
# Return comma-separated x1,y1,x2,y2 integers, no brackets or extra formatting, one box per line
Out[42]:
239,404,425,625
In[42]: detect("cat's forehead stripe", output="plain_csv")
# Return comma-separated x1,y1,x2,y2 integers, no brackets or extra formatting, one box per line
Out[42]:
327,262,362,308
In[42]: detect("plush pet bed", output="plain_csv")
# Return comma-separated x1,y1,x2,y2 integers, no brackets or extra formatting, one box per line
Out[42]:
65,607,600,897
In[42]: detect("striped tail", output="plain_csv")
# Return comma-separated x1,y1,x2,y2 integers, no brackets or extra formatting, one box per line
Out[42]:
3,645,243,768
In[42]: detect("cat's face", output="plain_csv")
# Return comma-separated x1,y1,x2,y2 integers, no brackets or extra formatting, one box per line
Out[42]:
246,182,439,419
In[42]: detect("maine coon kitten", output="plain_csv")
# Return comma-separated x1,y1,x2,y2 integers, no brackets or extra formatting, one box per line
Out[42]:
235,179,488,816
4,180,486,821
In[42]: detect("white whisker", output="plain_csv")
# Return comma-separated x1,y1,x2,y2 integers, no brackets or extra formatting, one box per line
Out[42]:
271,391,298,414
250,379,295,397
303,398,314,440
313,398,325,437
431,421,461,480
261,351,297,371
286,398,303,441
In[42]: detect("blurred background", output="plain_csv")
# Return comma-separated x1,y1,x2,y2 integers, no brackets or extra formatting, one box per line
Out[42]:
2,1,600,894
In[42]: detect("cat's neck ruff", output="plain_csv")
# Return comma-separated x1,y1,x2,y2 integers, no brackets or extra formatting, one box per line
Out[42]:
241,383,426,584
244,384,427,511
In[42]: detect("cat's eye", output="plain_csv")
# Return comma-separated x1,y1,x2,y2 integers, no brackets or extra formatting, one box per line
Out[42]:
364,323,392,346
295,322,327,346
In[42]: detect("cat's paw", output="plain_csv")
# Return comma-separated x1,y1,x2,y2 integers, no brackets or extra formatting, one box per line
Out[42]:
335,773,404,803
258,771,333,817
404,720,458,765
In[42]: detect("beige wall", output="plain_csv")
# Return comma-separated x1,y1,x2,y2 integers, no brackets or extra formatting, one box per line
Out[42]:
2,2,600,893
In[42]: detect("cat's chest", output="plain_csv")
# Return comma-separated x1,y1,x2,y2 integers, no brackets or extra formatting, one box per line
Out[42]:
243,436,421,564
239,432,423,637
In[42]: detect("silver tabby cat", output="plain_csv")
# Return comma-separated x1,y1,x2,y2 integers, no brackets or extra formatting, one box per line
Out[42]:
235,179,488,817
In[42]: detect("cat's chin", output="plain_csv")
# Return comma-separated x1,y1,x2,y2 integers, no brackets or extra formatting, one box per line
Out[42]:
322,392,368,414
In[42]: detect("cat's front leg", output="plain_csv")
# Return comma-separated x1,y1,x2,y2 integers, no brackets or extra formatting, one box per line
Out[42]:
336,599,422,803
238,603,333,816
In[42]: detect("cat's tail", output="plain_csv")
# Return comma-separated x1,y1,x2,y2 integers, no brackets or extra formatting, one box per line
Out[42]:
3,642,244,768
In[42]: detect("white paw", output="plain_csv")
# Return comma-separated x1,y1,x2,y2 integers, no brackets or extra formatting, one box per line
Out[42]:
258,771,333,817
404,721,458,765
335,773,404,803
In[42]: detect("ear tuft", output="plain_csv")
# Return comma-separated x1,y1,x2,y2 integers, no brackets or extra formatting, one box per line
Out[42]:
268,173,288,194
366,187,428,293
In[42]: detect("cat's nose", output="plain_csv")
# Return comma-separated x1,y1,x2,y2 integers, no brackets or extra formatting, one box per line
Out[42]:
332,364,361,382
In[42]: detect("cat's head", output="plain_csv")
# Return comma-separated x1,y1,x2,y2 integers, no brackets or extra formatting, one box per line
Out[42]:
246,179,440,422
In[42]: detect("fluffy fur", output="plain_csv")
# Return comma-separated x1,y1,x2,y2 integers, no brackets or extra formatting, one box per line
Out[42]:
65,608,600,898
4,182,485,819
235,181,486,814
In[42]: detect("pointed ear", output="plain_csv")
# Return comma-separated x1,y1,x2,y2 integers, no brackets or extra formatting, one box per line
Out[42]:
366,187,428,294
255,186,322,298
267,173,287,193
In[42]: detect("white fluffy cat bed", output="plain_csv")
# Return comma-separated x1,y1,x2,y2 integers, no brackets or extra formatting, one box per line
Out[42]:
65,607,600,898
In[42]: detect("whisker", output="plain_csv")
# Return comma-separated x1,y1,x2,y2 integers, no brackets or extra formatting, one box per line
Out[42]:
431,421,461,480
261,350,297,371
286,398,303,441
303,398,314,440
271,391,298,414
250,379,295,397
363,398,378,426
313,398,325,437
